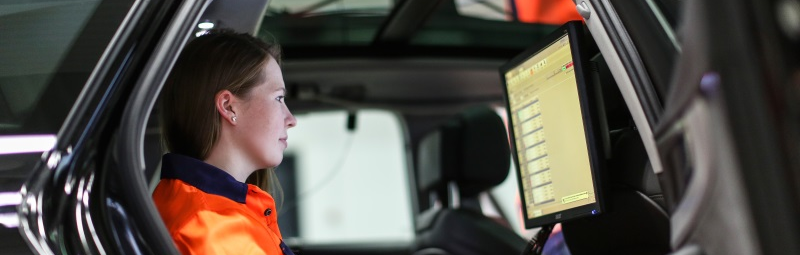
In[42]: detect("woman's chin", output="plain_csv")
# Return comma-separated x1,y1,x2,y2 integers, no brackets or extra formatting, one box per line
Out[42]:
264,157,283,168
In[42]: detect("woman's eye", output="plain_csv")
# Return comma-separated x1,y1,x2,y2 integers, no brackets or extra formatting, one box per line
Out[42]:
276,96,285,103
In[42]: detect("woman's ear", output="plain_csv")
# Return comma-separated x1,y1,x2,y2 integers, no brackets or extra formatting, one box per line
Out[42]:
215,90,238,125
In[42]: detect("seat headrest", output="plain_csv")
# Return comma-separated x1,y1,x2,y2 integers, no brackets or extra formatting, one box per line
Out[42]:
417,122,460,193
418,130,444,193
456,106,510,196
417,106,511,197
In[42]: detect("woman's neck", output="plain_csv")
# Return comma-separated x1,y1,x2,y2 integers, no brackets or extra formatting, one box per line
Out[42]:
204,141,256,183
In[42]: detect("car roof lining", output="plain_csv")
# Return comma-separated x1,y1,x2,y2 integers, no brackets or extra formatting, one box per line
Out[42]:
282,58,507,115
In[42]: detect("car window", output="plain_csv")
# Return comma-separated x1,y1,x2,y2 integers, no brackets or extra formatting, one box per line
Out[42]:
261,0,579,49
267,0,392,16
0,0,117,135
455,0,582,24
278,110,413,244
263,0,393,46
0,1,133,253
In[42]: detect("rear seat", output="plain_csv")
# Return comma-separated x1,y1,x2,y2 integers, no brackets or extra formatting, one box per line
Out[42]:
412,106,526,255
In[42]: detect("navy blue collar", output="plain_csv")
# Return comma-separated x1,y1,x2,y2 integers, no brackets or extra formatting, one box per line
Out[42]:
160,153,248,203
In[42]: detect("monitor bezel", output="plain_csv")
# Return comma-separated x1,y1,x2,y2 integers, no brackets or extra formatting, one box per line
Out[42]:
499,21,606,229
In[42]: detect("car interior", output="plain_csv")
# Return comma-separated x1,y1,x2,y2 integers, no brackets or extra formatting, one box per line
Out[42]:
7,0,800,254
130,1,673,254
131,0,668,253
413,106,525,255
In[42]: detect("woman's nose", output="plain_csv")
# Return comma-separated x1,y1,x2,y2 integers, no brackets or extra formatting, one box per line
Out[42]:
286,110,297,128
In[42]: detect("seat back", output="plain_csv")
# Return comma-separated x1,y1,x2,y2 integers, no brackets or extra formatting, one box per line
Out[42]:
413,106,526,255
561,129,671,255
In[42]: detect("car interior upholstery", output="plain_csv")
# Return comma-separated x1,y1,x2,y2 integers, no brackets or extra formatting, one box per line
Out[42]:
413,106,526,255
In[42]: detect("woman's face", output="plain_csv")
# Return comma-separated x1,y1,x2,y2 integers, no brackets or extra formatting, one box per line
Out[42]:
235,57,297,169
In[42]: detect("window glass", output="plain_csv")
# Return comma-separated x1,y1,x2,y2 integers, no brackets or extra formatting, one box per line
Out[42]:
0,0,114,135
259,0,582,48
455,0,582,24
266,0,391,16
0,1,133,252
261,0,392,46
0,1,98,133
410,0,577,48
279,110,413,244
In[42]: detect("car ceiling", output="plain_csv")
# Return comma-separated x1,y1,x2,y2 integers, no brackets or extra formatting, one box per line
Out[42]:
197,0,562,115
282,58,507,114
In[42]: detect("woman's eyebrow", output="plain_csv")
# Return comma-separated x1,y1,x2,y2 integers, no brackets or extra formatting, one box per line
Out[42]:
274,87,286,93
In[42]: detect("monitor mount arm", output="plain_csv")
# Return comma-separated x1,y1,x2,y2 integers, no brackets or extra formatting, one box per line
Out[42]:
521,224,555,255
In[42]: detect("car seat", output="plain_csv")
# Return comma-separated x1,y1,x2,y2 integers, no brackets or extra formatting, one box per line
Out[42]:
560,128,671,255
412,106,527,255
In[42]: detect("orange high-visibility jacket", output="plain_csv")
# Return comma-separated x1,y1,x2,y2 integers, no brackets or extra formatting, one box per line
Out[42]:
153,153,294,255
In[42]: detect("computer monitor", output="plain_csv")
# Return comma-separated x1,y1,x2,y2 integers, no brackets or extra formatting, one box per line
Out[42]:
500,21,605,229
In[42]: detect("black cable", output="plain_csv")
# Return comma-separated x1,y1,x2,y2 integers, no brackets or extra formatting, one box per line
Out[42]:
521,224,555,255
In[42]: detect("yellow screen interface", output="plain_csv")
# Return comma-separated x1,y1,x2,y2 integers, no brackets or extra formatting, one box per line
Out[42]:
505,33,597,220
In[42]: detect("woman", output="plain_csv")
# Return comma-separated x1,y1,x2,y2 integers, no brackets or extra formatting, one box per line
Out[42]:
152,30,297,255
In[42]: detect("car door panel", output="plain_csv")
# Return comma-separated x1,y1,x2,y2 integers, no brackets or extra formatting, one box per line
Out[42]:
657,0,800,254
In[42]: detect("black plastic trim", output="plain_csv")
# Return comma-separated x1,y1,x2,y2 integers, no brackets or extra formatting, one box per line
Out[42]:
609,0,678,101
589,0,663,127
373,0,444,45
114,0,211,254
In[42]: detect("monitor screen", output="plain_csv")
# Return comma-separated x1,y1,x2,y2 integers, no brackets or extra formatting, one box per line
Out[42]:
500,21,605,229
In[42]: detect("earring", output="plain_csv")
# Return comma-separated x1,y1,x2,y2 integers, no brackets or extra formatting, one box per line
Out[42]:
232,116,237,122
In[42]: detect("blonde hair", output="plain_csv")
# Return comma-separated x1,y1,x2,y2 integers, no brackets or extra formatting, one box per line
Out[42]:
160,30,283,197
246,168,283,205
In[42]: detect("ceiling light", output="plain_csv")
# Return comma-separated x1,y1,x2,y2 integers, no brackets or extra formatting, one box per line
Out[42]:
198,21,215,30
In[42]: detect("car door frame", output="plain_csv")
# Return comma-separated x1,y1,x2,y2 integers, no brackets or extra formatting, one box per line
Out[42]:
18,0,211,254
